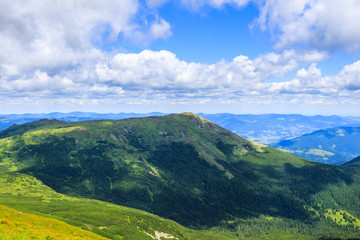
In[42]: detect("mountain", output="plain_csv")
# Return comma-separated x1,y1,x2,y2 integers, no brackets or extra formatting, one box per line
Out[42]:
1,113,360,238
198,113,360,144
342,156,360,168
0,113,277,226
272,127,360,165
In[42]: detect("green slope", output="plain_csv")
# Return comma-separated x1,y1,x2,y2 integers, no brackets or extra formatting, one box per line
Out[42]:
0,172,231,240
1,113,360,239
0,203,107,240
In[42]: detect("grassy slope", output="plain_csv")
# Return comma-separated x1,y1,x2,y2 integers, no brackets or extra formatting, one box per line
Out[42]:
0,172,317,240
1,113,360,238
0,172,231,240
0,203,107,240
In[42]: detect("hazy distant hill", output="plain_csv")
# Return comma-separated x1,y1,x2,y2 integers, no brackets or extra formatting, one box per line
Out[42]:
1,113,360,239
0,112,166,131
2,112,360,144
199,113,360,144
272,127,360,165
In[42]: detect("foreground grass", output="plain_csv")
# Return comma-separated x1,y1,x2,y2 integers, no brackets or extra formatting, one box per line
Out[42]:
0,172,320,240
0,172,232,240
0,204,107,240
0,172,356,239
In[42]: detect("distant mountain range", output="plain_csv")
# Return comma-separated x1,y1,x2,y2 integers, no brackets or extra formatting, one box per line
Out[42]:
1,113,360,239
272,127,360,165
2,112,360,145
199,113,360,144
0,112,166,131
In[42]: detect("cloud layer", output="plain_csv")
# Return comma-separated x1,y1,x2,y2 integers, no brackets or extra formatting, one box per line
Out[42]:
1,0,360,113
1,48,359,103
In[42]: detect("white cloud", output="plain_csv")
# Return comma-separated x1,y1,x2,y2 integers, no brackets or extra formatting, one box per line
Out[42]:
296,50,329,63
255,0,360,52
0,0,172,77
336,61,360,91
0,49,311,99
180,0,250,10
95,49,301,91
149,18,172,40
270,61,360,95
0,71,81,96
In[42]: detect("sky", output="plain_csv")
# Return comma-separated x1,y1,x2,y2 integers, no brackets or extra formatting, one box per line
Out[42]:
1,0,360,115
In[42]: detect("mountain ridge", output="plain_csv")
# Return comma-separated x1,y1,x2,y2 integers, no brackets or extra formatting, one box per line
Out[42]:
2,112,360,144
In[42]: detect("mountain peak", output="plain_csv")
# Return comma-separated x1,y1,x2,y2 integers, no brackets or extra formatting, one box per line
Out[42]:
176,112,212,123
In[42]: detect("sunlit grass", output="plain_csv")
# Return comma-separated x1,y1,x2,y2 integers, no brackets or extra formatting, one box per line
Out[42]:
0,204,107,240
0,172,232,240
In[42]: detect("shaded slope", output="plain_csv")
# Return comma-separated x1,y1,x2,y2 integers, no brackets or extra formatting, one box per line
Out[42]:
343,156,360,167
273,127,360,165
0,113,360,231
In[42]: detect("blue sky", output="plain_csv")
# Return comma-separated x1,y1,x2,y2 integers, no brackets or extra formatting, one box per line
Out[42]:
1,0,360,115
146,2,269,63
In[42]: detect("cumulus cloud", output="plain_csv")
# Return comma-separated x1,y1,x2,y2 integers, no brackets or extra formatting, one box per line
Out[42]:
149,18,172,40
0,48,324,99
336,61,360,91
90,49,360,104
255,0,360,52
0,0,172,77
95,49,301,92
0,71,81,97
270,61,360,96
1,49,360,111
